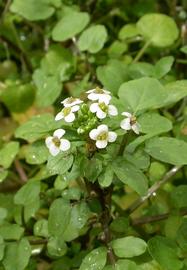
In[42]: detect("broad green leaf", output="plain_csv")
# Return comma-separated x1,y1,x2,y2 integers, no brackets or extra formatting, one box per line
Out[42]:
34,219,49,238
119,24,139,40
2,238,31,270
110,217,129,233
98,165,114,187
114,259,137,270
47,153,74,175
25,140,48,165
52,11,90,41
24,197,40,223
0,208,7,224
81,157,102,182
78,25,108,53
33,69,62,107
118,77,166,113
62,187,82,201
176,219,187,252
148,162,167,183
0,170,8,183
138,112,172,134
112,158,148,195
15,114,62,142
137,13,179,47
128,62,154,79
14,181,40,206
0,236,4,260
139,260,164,270
41,45,75,81
0,83,35,113
162,80,187,107
48,198,71,237
153,56,174,79
79,247,107,270
111,236,147,258
10,0,55,21
97,60,129,95
180,45,187,54
108,41,128,58
145,137,187,165
47,237,67,258
171,185,187,208
148,236,183,270
125,149,150,170
0,224,24,240
0,142,19,169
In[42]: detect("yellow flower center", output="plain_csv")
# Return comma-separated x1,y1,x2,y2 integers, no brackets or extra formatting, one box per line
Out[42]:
52,137,61,147
97,131,108,141
98,102,108,113
63,107,71,116
130,116,137,125
94,86,104,94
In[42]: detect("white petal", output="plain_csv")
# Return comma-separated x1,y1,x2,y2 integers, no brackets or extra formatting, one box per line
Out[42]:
98,94,111,103
132,123,140,134
55,112,64,121
71,105,80,112
97,124,108,133
120,118,131,130
53,129,65,138
103,89,111,94
90,103,99,113
87,93,99,101
108,105,118,116
60,139,71,151
96,109,107,119
64,112,75,123
45,137,53,148
96,140,108,149
49,145,60,156
108,131,117,142
61,97,69,105
121,112,132,118
86,89,95,94
89,129,98,140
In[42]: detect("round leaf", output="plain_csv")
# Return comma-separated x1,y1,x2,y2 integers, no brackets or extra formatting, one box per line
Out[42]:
79,247,107,270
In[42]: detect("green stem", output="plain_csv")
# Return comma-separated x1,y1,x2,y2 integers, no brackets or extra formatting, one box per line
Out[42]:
133,40,151,63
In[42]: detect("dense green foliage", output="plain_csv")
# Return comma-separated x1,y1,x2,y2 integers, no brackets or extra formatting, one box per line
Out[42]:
1,0,187,269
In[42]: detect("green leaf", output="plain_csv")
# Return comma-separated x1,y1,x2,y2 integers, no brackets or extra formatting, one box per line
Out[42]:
2,238,31,270
34,219,49,238
15,113,62,142
98,165,114,187
148,236,183,270
0,236,5,261
171,185,187,208
114,259,137,270
110,217,129,233
78,25,108,53
25,140,48,165
137,13,179,47
14,181,40,206
97,60,129,95
10,0,55,21
47,237,67,258
52,11,90,41
48,198,71,237
33,69,62,107
79,247,107,270
41,45,75,81
118,77,166,113
128,62,154,79
47,153,74,175
180,45,187,54
81,157,102,182
108,41,128,58
0,170,8,183
125,149,150,170
112,158,148,195
153,56,174,79
145,137,187,165
0,142,19,169
119,24,139,40
1,83,35,113
176,219,187,252
0,224,24,240
111,236,147,258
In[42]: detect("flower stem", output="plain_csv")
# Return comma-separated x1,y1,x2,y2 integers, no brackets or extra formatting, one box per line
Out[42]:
133,40,151,63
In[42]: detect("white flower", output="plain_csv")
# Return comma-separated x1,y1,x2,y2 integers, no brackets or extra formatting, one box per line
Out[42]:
86,87,111,103
120,112,140,134
61,97,83,107
55,105,79,122
90,101,118,119
45,129,70,156
89,124,117,149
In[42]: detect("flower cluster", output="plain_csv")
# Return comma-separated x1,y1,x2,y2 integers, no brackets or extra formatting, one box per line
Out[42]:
45,87,140,156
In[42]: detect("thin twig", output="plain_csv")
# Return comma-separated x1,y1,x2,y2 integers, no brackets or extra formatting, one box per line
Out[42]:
132,208,187,226
127,165,182,214
14,159,28,183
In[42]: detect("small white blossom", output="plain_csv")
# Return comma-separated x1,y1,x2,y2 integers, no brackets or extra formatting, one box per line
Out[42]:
120,112,140,134
90,101,118,119
89,124,117,149
61,97,83,107
86,87,111,103
55,105,79,122
45,129,70,156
